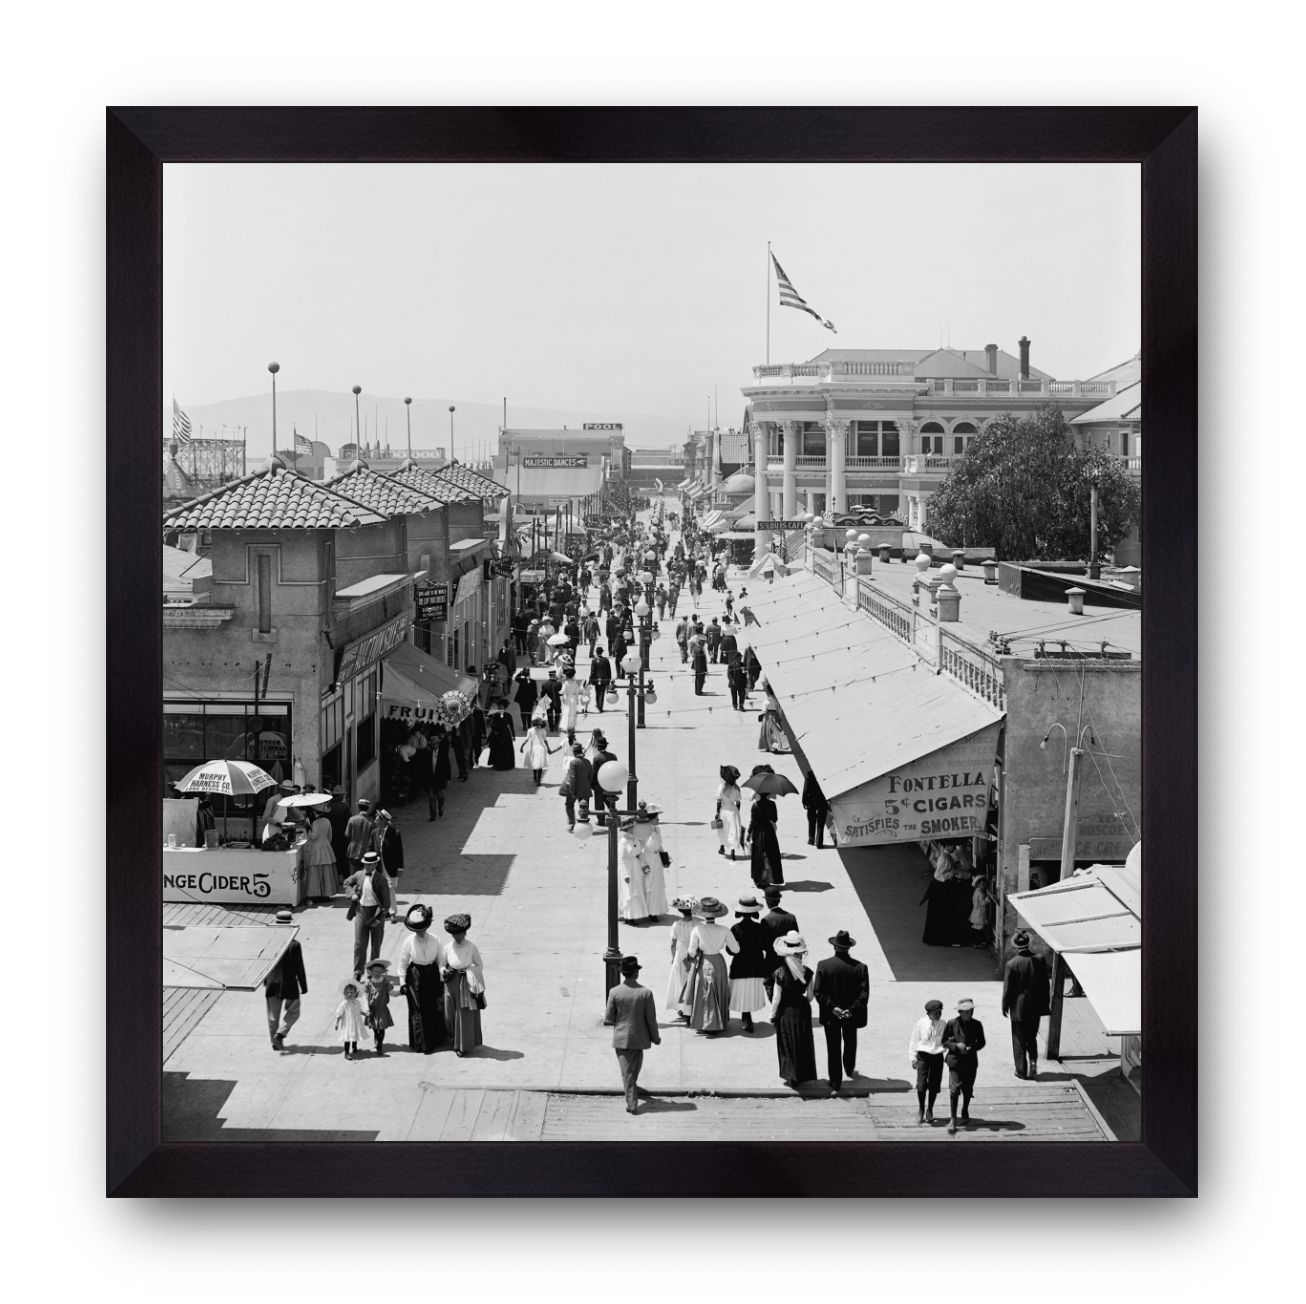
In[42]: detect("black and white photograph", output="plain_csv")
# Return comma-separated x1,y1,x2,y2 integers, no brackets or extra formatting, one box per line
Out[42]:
152,155,1150,1149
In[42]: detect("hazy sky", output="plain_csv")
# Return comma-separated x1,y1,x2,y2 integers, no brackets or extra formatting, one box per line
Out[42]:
165,162,1139,431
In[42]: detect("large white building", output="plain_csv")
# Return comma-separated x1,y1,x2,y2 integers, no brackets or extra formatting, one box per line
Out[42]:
737,339,1137,551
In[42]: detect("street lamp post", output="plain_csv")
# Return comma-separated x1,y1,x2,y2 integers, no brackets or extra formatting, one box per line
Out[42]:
449,405,456,464
352,385,362,453
596,758,631,996
267,362,280,462
404,396,412,458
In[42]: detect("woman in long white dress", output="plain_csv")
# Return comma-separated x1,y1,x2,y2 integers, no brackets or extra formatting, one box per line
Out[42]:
715,765,744,861
303,808,339,900
558,667,585,743
617,821,650,921
686,897,739,1035
665,897,698,1018
631,804,669,921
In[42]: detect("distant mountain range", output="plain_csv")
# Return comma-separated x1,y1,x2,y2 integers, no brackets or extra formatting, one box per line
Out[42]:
165,390,694,459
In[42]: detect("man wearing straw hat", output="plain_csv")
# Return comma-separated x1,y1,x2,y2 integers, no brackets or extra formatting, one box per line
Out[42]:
603,955,662,1114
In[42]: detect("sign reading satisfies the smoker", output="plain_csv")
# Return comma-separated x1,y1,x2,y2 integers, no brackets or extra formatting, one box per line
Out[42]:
829,724,1000,847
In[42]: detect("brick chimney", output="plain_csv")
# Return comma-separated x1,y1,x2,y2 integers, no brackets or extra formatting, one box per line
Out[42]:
1018,336,1031,380
985,344,998,375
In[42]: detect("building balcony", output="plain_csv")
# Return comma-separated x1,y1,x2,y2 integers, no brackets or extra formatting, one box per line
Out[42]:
749,361,1117,399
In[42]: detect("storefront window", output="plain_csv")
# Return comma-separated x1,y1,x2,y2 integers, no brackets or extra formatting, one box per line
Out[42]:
801,422,826,458
163,712,205,759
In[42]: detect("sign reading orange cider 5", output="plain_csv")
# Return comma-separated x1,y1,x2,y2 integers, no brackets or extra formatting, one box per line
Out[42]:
829,724,1001,847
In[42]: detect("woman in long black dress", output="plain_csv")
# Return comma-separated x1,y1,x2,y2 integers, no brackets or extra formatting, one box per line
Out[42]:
749,793,783,888
770,931,817,1087
396,905,447,1053
427,726,453,817
485,699,517,771
919,849,969,946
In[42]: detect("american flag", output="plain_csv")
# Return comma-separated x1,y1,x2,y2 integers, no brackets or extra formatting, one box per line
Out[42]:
295,432,313,457
172,396,193,444
771,252,836,333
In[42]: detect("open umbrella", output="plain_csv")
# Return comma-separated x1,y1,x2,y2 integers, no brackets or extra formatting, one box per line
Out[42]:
740,771,799,797
547,631,571,646
175,758,277,796
550,551,573,564
279,792,333,808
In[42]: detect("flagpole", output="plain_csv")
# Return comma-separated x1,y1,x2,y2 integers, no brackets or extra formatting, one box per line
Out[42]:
766,241,771,365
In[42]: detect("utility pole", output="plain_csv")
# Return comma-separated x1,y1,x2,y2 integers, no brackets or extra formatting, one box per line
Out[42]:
1046,736,1086,1061
1088,477,1101,580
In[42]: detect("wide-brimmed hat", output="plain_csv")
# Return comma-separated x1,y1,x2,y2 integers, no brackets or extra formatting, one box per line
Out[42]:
695,896,727,919
330,785,345,796
357,799,371,810
364,958,391,972
735,894,761,917
375,809,392,822
404,905,433,933
361,851,380,865
274,909,293,923
279,780,297,791
619,956,641,976
956,998,975,1011
720,764,741,783
339,978,362,996
774,931,807,956
828,930,857,949
670,896,698,912
444,912,472,935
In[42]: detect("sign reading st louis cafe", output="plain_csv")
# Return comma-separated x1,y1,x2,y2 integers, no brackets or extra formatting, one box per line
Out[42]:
829,724,1001,846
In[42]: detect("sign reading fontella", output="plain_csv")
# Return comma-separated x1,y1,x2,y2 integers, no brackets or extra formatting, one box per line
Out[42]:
337,612,411,681
522,456,588,468
582,423,622,430
829,723,1001,847
163,846,301,905
415,581,448,622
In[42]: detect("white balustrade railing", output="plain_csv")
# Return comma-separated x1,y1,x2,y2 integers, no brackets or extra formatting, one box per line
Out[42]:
751,366,1118,400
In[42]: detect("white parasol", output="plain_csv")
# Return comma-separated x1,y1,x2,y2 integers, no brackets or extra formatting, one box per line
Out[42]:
279,792,333,808
175,759,278,796
547,631,571,646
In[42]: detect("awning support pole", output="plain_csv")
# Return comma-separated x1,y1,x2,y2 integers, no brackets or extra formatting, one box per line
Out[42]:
1046,951,1068,1061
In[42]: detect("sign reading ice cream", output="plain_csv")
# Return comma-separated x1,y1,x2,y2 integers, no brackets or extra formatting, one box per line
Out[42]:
830,724,1000,847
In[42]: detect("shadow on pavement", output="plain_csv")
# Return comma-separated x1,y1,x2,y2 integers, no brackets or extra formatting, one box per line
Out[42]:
163,1071,379,1142
778,879,833,893
839,844,998,982
473,1046,525,1061
638,1096,698,1113
398,853,515,896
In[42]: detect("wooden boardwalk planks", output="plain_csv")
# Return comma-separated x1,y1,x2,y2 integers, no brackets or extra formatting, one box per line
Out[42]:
163,988,222,1064
865,1082,1106,1141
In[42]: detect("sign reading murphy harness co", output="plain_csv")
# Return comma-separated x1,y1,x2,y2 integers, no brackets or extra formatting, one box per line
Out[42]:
522,455,588,468
829,723,1001,847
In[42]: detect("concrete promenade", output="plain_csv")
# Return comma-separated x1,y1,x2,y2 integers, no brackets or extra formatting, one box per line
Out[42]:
164,506,1128,1141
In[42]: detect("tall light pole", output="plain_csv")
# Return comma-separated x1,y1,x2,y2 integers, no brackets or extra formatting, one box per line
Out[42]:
449,405,456,464
352,386,362,455
268,362,280,463
404,396,412,458
596,758,630,996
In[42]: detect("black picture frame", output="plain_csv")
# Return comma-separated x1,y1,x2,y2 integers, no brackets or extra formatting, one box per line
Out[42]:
109,106,1196,1197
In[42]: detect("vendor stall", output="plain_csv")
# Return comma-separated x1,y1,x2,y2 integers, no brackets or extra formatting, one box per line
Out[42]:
163,843,306,906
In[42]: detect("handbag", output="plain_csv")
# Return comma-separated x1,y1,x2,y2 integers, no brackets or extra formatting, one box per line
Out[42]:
345,895,358,922
474,991,487,1010
658,849,671,867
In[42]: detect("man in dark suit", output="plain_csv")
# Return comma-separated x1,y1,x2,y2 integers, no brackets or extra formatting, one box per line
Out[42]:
541,669,562,732
813,930,870,1091
759,887,798,1002
942,998,987,1134
371,809,404,923
263,911,307,1051
1002,930,1052,1079
603,955,661,1114
588,645,612,714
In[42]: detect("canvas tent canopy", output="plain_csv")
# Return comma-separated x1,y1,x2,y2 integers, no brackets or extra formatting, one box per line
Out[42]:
739,570,1004,847
380,642,478,725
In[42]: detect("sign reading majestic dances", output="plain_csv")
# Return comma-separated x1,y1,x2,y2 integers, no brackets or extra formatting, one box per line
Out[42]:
829,724,1001,847
522,455,588,468
415,581,448,622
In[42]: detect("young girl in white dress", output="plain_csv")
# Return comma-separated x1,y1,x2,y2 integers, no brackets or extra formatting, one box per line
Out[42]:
333,979,370,1060
520,710,558,784
666,897,698,1019
715,765,744,860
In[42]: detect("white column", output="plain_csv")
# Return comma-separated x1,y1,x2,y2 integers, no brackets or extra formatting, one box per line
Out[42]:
752,423,771,555
805,488,817,513
782,421,799,520
828,419,848,514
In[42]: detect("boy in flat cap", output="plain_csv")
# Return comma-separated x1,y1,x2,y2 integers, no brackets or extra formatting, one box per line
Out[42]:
908,999,947,1124
603,956,662,1114
942,998,987,1135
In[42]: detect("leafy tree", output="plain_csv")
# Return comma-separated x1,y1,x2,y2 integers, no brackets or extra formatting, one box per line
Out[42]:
925,405,1141,560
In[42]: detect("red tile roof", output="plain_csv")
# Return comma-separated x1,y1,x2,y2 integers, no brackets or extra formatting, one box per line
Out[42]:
323,465,451,513
162,464,386,530
388,465,484,503
430,464,506,498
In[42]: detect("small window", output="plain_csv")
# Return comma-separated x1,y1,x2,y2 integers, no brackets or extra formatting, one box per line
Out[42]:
1121,430,1131,456
257,554,272,633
